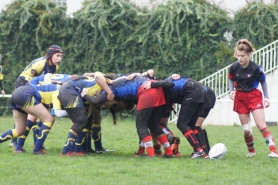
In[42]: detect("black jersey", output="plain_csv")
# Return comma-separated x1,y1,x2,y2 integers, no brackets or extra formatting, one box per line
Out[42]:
228,61,266,91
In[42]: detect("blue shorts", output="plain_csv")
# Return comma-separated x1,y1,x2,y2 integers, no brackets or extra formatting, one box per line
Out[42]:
59,82,85,109
10,86,41,113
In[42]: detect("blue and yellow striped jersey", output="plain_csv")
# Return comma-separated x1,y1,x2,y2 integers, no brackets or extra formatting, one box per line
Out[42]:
20,57,58,81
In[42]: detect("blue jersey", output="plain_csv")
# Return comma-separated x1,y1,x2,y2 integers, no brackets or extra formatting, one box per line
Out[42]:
29,74,72,86
111,76,149,102
167,76,191,103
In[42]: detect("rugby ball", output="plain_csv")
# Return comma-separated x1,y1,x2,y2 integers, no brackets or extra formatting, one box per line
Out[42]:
208,143,227,159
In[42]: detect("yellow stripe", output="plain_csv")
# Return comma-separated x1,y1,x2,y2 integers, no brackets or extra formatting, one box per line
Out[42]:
66,97,79,108
12,129,18,138
82,128,89,132
70,129,78,137
43,122,53,127
37,129,50,139
19,135,27,139
23,96,35,108
92,124,101,127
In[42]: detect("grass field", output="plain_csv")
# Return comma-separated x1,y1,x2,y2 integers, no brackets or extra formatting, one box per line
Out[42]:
0,116,278,185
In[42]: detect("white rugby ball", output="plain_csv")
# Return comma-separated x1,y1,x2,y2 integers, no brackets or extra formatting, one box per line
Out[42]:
208,143,227,159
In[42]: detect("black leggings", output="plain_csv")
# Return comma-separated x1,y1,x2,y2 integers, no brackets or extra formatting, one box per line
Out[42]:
136,106,164,140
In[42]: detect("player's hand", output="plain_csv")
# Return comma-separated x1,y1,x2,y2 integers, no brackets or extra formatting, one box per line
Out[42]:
107,93,114,101
264,98,270,108
126,74,135,81
229,91,235,100
142,81,151,89
81,88,89,97
71,75,79,80
1,90,5,97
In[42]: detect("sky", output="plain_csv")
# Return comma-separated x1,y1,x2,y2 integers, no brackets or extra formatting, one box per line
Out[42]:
0,0,274,15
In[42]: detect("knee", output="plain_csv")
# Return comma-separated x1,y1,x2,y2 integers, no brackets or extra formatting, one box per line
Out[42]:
242,122,252,137
243,130,251,137
72,118,88,135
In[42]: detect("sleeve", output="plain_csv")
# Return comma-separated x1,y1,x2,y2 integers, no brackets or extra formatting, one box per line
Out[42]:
0,80,3,90
30,60,46,76
150,80,175,89
228,64,234,80
83,93,108,105
229,79,234,92
260,81,269,98
257,66,266,82
52,91,62,110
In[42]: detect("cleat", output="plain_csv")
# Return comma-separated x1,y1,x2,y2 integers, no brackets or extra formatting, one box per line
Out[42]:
154,150,163,157
190,150,205,159
60,151,74,157
73,151,86,156
34,145,47,150
33,149,46,155
268,152,278,158
86,148,96,154
203,153,209,159
246,152,256,158
133,152,146,157
96,147,115,154
163,154,175,158
14,148,27,153
175,152,182,157
171,137,180,156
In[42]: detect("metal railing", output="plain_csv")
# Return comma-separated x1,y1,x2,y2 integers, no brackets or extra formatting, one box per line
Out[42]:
169,39,278,123
200,40,278,99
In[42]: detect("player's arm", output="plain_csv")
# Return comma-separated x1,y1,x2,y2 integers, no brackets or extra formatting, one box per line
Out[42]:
94,72,114,101
30,61,45,77
0,80,5,97
142,79,174,90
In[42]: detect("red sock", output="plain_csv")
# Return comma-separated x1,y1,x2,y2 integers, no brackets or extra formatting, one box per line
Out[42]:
184,130,202,152
157,134,172,155
260,127,277,153
142,135,155,157
244,134,255,153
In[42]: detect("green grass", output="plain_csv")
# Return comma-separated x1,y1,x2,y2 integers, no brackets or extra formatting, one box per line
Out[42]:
0,116,278,185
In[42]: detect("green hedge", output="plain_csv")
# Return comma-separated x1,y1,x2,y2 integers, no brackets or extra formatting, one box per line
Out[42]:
0,0,278,115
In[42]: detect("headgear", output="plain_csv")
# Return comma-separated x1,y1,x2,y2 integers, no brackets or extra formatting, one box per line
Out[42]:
46,45,63,59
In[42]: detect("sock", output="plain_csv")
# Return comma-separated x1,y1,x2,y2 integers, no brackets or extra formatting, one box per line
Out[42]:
137,141,145,154
196,127,208,154
184,129,202,152
142,135,154,157
33,122,52,152
82,132,89,152
153,144,161,153
194,129,207,153
74,128,89,153
156,134,172,155
34,121,43,144
244,134,255,153
62,129,78,154
260,127,277,153
10,124,17,144
92,124,103,150
203,129,211,151
0,129,18,143
16,119,35,151
33,120,41,144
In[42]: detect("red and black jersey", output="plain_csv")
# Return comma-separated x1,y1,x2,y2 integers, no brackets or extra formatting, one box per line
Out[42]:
228,61,266,91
